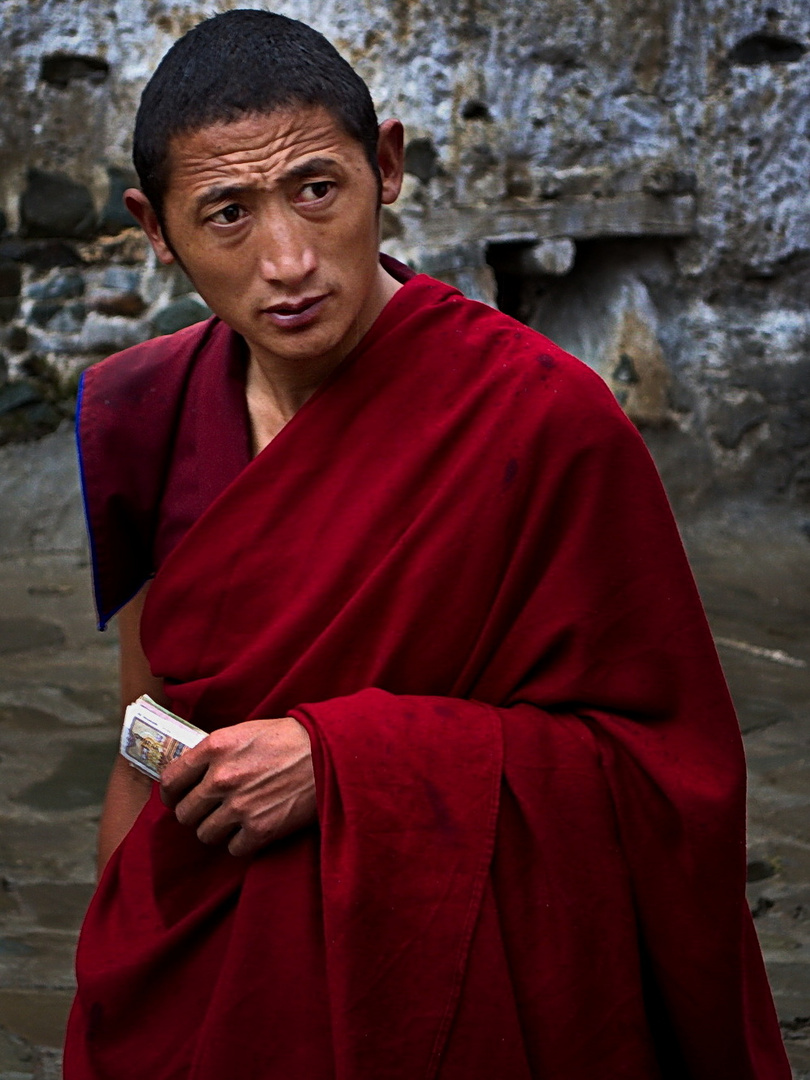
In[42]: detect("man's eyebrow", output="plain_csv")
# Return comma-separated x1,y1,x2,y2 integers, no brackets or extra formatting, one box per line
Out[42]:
193,158,341,214
282,156,341,181
194,184,253,213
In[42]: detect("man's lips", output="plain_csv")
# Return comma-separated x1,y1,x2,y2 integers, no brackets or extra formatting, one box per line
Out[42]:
261,295,328,328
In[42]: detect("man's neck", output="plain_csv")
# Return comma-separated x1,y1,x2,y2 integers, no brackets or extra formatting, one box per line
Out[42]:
245,267,402,455
245,354,331,454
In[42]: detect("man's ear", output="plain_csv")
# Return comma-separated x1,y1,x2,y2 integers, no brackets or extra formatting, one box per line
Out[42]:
124,189,176,265
376,119,405,206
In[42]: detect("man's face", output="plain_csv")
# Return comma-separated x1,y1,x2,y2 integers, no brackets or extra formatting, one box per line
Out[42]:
128,106,403,371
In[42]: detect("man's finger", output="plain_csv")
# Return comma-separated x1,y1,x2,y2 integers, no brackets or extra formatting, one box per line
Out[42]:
194,803,240,846
160,743,210,807
172,785,222,828
228,824,261,858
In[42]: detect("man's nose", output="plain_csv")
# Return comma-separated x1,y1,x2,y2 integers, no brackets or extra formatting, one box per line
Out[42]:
256,213,317,287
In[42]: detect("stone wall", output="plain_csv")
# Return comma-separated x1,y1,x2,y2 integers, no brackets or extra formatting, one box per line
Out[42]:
0,0,808,504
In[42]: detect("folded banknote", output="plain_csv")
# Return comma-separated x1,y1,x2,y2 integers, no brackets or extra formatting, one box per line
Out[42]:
120,695,207,781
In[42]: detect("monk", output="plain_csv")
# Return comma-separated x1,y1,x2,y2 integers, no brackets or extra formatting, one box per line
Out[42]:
65,9,791,1079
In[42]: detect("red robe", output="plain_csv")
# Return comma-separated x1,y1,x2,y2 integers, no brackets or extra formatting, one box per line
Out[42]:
66,267,789,1079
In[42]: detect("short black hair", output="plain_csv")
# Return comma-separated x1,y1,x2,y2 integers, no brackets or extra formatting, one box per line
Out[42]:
133,9,381,225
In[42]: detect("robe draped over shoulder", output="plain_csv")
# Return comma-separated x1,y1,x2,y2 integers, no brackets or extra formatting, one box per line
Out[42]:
66,269,790,1079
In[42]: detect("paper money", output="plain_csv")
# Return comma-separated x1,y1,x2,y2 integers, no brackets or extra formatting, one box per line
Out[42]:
120,695,207,781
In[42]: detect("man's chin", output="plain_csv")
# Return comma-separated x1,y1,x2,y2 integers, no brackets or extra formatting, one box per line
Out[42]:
244,329,348,371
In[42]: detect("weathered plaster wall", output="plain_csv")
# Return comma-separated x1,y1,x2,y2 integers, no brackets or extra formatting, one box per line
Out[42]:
0,0,808,504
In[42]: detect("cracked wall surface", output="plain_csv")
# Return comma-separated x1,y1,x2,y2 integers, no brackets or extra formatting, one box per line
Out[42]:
0,0,808,503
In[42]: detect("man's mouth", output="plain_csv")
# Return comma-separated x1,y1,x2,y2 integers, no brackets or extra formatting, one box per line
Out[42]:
262,295,328,328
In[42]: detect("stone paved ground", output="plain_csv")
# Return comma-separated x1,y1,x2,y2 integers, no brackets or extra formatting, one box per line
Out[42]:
0,444,808,1076
682,505,810,1079
0,550,117,1080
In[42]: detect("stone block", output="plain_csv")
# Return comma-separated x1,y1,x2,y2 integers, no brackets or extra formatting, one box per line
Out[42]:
44,303,85,334
79,314,149,354
0,1027,33,1074
101,266,140,292
27,273,84,302
759,804,810,848
0,991,73,1049
3,328,28,354
28,303,61,330
14,739,118,812
488,238,575,277
524,238,576,277
709,397,769,451
0,243,26,264
0,816,96,880
777,410,810,453
0,881,20,918
91,292,146,318
26,246,81,273
0,243,80,274
33,1047,63,1080
766,960,810,1022
0,685,112,730
151,296,212,336
0,618,65,655
19,171,96,241
0,265,21,300
0,932,76,992
98,167,139,235
417,195,698,263
0,703,65,731
641,165,696,197
0,386,41,418
380,208,402,242
15,884,94,933
138,260,194,307
733,357,810,409
3,403,63,441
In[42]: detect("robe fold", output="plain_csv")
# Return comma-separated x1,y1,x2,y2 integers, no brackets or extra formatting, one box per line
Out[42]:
66,268,790,1079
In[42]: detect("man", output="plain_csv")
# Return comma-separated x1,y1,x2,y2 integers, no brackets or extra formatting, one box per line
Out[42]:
66,9,790,1079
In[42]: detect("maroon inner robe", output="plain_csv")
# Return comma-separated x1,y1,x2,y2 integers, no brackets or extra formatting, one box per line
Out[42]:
66,270,790,1079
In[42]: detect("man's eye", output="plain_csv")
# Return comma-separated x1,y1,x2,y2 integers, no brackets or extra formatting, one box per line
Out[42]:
298,181,333,203
210,204,245,225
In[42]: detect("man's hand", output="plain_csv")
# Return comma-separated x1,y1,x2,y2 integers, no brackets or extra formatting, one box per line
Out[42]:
160,717,316,857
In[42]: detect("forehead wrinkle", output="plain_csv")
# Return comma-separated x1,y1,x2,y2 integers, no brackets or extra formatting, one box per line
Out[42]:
184,157,346,213
161,105,377,219
168,133,348,207
169,110,344,178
